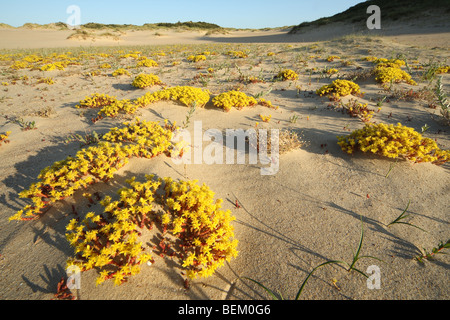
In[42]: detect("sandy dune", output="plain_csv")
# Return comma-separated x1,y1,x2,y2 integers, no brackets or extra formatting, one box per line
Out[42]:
0,22,449,302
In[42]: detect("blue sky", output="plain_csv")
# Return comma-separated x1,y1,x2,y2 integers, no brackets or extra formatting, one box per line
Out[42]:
0,0,364,29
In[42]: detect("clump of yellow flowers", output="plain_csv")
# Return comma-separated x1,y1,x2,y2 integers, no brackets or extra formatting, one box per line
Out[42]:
316,79,361,98
436,66,450,74
373,63,416,85
212,90,257,112
136,86,211,108
259,114,271,122
66,175,238,285
0,131,11,146
136,58,159,68
75,93,138,121
9,118,178,221
337,122,450,165
40,61,70,71
76,93,118,109
103,118,178,159
326,55,340,62
10,115,237,285
132,74,163,89
112,68,131,77
277,69,299,81
187,55,207,63
227,50,248,58
160,177,238,279
37,77,55,85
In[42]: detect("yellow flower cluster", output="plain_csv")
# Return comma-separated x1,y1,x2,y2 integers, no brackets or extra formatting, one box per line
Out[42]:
76,93,138,121
66,177,159,286
227,50,248,58
161,177,238,279
436,66,450,74
103,118,178,159
9,118,178,221
136,58,159,68
37,77,55,85
373,63,416,85
112,68,131,77
66,174,238,285
212,90,257,112
327,55,340,62
267,52,276,56
9,142,130,221
340,99,374,123
373,58,405,67
337,122,450,165
259,114,271,122
136,86,211,108
120,53,140,59
76,93,118,109
257,98,279,110
316,79,361,98
10,60,30,70
362,56,377,62
277,69,299,81
99,63,112,69
40,61,70,71
132,74,163,89
326,68,339,75
187,55,207,63
0,131,11,146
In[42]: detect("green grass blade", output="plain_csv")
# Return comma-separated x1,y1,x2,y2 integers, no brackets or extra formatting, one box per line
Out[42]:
295,260,343,300
241,277,280,300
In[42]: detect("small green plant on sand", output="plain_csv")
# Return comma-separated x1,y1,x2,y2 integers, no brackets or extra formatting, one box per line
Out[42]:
415,240,450,263
386,200,427,232
242,218,383,299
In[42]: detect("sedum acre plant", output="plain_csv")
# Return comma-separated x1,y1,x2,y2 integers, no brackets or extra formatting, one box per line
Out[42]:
337,122,450,165
277,69,299,81
112,68,131,77
132,74,163,89
212,90,257,112
136,86,210,108
373,63,416,85
9,115,237,285
316,79,361,98
0,131,11,146
187,55,207,63
9,118,180,221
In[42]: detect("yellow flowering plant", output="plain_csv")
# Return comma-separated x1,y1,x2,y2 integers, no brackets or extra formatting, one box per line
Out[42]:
259,114,271,122
37,77,55,85
327,55,340,62
112,68,131,77
9,118,179,221
160,177,239,279
212,90,257,112
0,131,11,146
132,74,163,89
187,55,207,63
316,79,361,99
136,58,158,68
277,69,299,81
373,63,416,85
135,86,211,108
227,50,248,58
337,122,450,165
